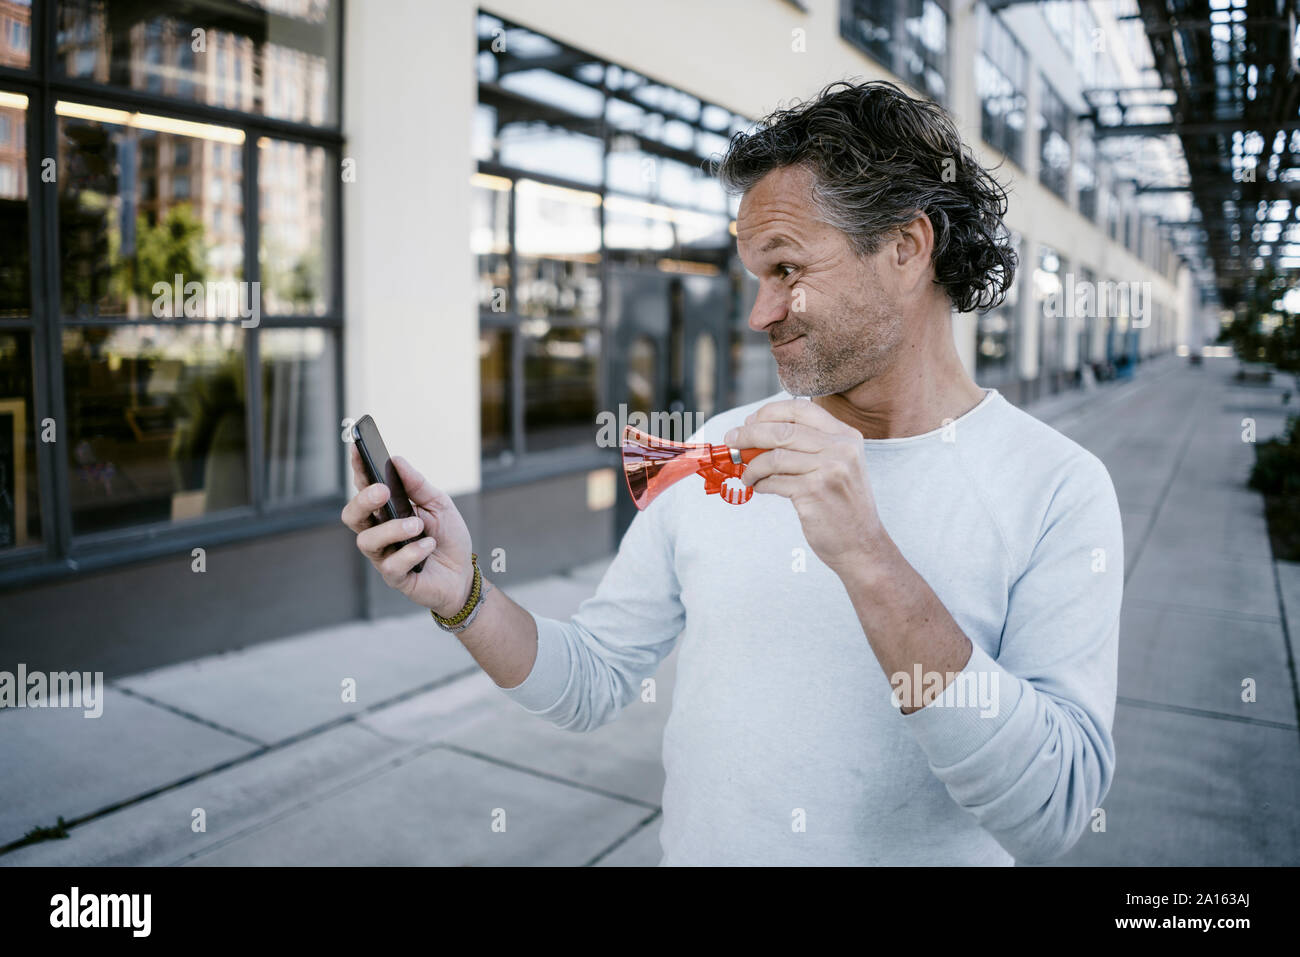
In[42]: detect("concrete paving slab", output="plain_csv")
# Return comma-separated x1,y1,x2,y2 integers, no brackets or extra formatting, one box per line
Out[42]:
1141,490,1273,565
1125,542,1279,619
440,649,678,807
0,724,405,867
593,813,664,866
116,612,477,744
1118,508,1151,574
0,689,257,848
181,745,650,866
357,669,503,744
1052,702,1300,866
1117,602,1296,726
1274,561,1300,637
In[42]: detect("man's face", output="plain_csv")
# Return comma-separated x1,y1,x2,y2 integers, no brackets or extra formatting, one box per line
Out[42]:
735,164,906,397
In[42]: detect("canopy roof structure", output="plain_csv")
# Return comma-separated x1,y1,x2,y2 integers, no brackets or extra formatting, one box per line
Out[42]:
991,0,1299,307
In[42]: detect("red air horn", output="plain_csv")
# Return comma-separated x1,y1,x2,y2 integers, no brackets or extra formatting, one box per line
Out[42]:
621,425,764,510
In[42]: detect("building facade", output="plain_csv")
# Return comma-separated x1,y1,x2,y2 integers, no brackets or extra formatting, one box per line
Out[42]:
1,0,1187,677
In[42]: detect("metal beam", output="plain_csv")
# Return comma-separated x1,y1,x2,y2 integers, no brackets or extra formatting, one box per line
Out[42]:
1095,119,1300,138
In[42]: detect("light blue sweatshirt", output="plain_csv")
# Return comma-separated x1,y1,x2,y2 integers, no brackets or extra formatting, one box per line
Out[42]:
502,388,1124,865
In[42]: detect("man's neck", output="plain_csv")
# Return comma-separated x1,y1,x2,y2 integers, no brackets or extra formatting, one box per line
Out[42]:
811,316,986,440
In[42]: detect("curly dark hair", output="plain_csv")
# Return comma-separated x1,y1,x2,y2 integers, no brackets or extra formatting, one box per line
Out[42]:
713,80,1017,313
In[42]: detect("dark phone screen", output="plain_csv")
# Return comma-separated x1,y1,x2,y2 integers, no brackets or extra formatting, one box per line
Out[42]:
352,415,415,521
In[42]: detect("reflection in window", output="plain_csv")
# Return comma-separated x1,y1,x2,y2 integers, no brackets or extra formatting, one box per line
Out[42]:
0,1,31,69
262,327,337,503
1075,129,1098,221
1033,245,1065,376
57,106,245,318
693,332,716,422
522,325,600,453
0,91,29,317
841,0,948,105
514,179,601,322
902,0,947,104
627,335,657,415
976,234,1021,383
976,3,1026,166
0,331,42,549
1038,76,1072,201
62,324,248,535
259,137,331,315
57,0,339,126
472,174,511,313
480,328,512,462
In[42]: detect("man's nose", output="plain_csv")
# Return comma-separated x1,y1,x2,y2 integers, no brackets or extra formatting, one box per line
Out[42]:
747,281,789,333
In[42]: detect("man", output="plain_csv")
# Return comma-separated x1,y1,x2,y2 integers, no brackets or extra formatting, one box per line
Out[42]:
341,80,1123,866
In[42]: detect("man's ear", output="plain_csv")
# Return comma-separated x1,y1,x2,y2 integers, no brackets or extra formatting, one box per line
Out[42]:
893,211,935,291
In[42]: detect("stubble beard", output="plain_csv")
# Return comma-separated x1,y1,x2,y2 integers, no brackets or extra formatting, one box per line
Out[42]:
774,304,906,398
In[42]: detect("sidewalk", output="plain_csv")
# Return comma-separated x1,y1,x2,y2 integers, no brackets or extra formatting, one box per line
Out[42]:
3,356,1297,866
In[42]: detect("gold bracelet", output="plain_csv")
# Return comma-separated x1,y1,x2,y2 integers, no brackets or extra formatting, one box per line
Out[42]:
431,554,483,631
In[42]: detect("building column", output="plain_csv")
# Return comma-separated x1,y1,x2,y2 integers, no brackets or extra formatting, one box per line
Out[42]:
342,0,479,498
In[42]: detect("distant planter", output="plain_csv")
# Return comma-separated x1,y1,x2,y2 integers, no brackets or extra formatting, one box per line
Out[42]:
1236,361,1274,383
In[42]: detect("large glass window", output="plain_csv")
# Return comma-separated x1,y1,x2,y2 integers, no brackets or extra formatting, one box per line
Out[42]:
1034,245,1067,388
975,232,1022,384
475,12,751,470
1075,127,1098,221
976,4,1027,166
840,0,949,105
57,107,246,318
1037,75,1072,201
57,0,339,126
62,324,249,533
0,0,32,69
2,1,344,579
0,331,42,550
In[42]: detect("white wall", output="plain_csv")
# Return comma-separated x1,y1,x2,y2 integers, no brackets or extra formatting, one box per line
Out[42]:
343,0,479,496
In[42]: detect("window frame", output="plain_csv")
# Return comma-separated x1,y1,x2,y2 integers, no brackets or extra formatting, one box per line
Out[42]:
0,0,347,588
838,0,951,106
475,11,749,490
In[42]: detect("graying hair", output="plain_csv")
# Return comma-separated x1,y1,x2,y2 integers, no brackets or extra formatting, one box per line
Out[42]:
713,80,1017,313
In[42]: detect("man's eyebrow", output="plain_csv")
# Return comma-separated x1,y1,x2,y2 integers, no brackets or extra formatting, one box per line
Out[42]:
759,235,799,254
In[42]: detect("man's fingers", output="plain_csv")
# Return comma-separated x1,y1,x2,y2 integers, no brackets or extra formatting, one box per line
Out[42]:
391,455,452,511
725,420,833,454
742,447,822,486
357,514,425,561
341,482,391,532
379,535,437,585
349,444,369,493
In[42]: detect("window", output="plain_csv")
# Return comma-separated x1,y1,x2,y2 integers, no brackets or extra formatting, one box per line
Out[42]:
2,1,344,580
976,4,1027,166
976,232,1022,384
475,13,748,471
2,6,31,68
57,0,339,126
1034,245,1067,385
840,0,949,105
1037,75,1072,201
1075,127,1098,221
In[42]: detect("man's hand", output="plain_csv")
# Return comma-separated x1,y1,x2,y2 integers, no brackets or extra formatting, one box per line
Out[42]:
724,399,888,574
341,445,475,616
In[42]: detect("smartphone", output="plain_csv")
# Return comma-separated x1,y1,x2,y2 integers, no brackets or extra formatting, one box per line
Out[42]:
351,414,425,573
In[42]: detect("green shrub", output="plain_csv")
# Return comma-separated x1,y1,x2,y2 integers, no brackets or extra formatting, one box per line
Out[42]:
1250,416,1300,497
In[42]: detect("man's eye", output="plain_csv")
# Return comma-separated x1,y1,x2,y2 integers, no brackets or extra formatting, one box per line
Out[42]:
776,264,797,279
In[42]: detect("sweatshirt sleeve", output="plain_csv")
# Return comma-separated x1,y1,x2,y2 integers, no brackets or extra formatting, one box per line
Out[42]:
497,486,686,732
899,451,1124,864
